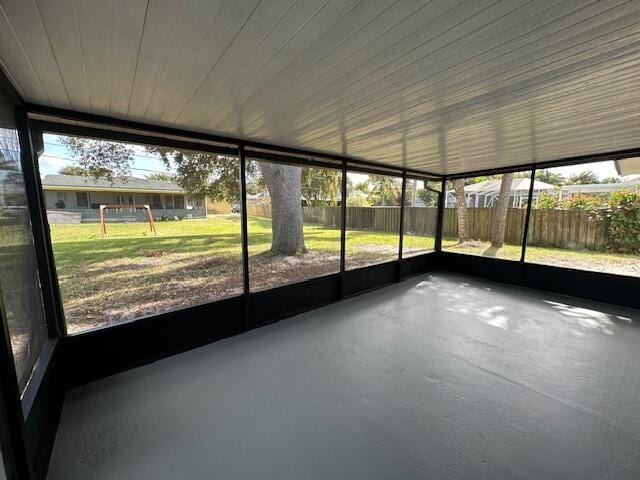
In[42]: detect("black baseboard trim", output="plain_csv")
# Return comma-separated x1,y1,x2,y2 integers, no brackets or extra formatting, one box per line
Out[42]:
439,252,640,309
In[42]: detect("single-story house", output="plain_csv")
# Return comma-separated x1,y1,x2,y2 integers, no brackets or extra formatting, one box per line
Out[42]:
445,178,555,208
42,174,206,223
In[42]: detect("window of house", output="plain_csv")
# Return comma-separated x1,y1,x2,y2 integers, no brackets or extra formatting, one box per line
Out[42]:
174,195,184,209
0,126,48,393
40,133,243,333
345,171,402,269
76,192,88,207
442,172,531,261
165,195,174,209
246,157,342,291
525,159,640,277
403,179,440,257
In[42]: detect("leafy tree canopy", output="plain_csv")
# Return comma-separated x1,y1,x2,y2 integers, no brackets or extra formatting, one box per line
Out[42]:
567,170,599,185
301,168,340,206
58,165,114,177
600,176,622,184
60,137,132,181
145,172,175,182
145,147,256,203
368,175,401,206
536,169,566,186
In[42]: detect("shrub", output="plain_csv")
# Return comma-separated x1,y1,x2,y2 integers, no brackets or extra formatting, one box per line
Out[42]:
346,196,370,207
560,192,606,211
608,187,640,253
537,191,557,209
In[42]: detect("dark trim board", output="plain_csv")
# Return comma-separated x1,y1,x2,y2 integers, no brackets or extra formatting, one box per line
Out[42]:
22,341,64,480
439,252,640,309
247,274,342,328
343,261,398,297
400,253,439,278
523,263,640,310
439,252,523,285
61,295,245,389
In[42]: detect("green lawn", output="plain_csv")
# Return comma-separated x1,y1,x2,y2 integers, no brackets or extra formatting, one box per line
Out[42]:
50,215,434,333
50,215,638,334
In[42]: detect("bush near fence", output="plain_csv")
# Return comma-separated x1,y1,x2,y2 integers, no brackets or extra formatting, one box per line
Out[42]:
247,204,614,251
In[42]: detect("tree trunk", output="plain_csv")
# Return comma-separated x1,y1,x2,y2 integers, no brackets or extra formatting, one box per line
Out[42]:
489,173,514,251
260,163,306,255
453,179,469,242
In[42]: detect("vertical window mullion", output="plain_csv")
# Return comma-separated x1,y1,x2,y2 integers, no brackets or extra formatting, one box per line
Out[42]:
520,167,537,265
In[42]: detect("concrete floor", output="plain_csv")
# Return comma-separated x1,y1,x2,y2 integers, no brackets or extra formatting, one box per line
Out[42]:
48,273,640,479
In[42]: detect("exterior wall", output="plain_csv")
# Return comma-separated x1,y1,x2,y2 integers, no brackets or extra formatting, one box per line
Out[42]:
45,190,78,209
44,189,206,222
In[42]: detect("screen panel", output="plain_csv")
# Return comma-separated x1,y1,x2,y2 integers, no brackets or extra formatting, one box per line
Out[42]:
403,179,439,257
246,158,342,291
39,133,243,333
345,171,401,269
442,172,531,262
526,159,640,277
0,126,48,392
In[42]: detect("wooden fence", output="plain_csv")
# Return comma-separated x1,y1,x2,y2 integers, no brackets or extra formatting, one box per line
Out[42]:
246,204,611,251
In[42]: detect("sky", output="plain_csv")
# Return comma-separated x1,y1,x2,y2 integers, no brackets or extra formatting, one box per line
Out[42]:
40,134,626,182
39,134,173,178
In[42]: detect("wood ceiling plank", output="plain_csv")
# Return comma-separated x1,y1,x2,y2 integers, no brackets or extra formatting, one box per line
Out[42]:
155,0,262,124
293,1,640,147
0,3,48,103
35,0,90,109
108,0,148,116
137,0,225,122
0,0,70,107
189,0,409,129
126,0,189,119
74,0,113,114
172,0,299,126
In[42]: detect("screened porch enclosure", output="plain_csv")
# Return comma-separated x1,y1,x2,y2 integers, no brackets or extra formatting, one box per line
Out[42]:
0,2,640,480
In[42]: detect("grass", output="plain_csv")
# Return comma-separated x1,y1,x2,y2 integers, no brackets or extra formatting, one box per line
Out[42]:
50,215,434,333
49,215,638,334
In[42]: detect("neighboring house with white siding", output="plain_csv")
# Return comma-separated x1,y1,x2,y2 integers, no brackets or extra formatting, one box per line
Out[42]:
42,174,206,223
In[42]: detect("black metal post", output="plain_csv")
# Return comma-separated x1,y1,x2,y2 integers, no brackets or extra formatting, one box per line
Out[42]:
15,110,64,338
339,160,348,297
434,178,446,252
238,146,250,296
520,167,537,265
398,173,407,260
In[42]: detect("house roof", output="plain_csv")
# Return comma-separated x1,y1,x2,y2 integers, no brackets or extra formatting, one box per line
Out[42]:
558,177,640,194
463,178,554,195
616,158,640,176
42,175,184,193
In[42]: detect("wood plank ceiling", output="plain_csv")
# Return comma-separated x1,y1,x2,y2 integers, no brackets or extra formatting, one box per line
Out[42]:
1,0,640,175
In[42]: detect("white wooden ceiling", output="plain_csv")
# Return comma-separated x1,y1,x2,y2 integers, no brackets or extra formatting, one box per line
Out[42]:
1,0,640,175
